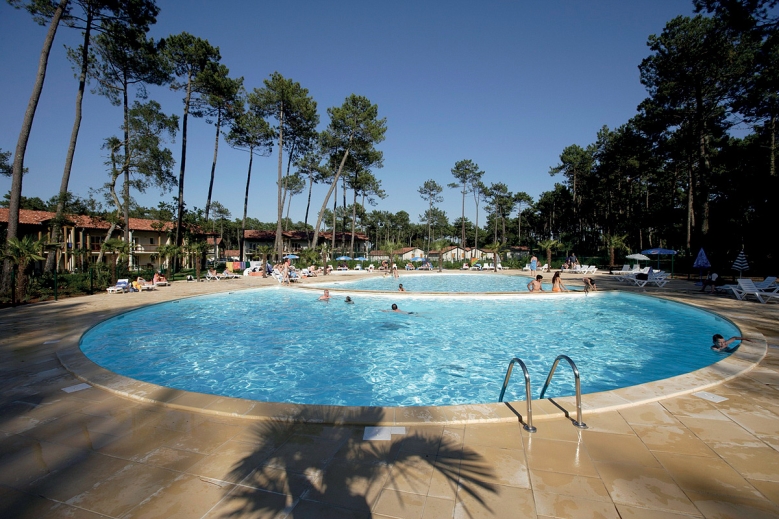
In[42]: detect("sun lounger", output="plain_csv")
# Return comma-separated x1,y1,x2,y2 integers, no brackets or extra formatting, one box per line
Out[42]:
205,271,223,281
731,279,779,303
107,279,129,293
631,270,668,288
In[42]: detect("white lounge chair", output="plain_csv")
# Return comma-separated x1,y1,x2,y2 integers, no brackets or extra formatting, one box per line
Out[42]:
754,276,778,292
205,270,222,281
631,269,668,288
107,279,129,293
522,263,531,271
539,264,550,272
732,279,779,303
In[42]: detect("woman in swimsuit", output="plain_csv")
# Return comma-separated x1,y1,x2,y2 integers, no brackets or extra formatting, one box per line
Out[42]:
551,271,567,292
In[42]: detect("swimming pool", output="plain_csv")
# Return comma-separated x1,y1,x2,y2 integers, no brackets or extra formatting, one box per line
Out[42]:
312,272,566,292
79,288,738,407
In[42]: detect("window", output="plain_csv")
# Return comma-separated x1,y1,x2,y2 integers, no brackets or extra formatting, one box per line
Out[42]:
150,238,155,245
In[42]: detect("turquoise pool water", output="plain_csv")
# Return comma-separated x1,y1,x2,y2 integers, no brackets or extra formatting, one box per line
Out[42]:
311,272,571,292
79,288,738,407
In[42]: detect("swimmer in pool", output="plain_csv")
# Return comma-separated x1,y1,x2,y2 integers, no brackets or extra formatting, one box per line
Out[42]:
398,283,406,292
318,290,331,301
711,334,750,351
386,303,413,314
527,275,544,292
345,296,354,304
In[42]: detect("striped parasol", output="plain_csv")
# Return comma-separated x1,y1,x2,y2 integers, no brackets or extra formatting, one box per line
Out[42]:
731,250,749,278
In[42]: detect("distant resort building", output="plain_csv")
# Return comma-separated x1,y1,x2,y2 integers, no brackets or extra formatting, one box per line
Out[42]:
242,230,370,261
368,246,424,263
0,208,178,271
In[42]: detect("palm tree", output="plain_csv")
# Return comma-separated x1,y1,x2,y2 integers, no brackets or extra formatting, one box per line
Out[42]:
605,234,629,267
186,241,210,280
255,245,274,278
3,235,45,302
381,240,400,270
432,239,449,272
156,244,181,280
101,238,128,283
298,247,320,269
537,239,560,269
485,241,505,271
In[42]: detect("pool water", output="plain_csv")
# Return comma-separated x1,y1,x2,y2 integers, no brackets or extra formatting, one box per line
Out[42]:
79,288,738,407
312,272,569,292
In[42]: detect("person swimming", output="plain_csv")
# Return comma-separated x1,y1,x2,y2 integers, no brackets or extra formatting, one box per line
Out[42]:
711,334,750,351
387,303,413,314
318,290,330,301
398,283,406,292
345,296,354,304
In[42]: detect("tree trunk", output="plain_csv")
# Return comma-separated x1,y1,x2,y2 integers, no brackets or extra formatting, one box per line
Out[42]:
331,180,337,251
460,185,466,256
4,0,68,292
310,143,352,250
205,110,222,221
122,86,131,254
47,6,93,274
274,104,285,262
350,188,357,256
240,148,253,261
304,176,313,243
175,70,193,249
771,114,776,177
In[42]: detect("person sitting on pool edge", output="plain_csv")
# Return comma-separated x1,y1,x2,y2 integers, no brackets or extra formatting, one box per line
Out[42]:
551,271,568,292
398,283,406,292
583,277,597,293
711,334,750,352
527,275,544,292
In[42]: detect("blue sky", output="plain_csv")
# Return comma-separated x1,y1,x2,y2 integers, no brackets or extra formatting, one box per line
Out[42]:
0,0,696,225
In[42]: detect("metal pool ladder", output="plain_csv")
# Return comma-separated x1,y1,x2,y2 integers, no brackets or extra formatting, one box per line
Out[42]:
539,355,588,429
498,357,537,433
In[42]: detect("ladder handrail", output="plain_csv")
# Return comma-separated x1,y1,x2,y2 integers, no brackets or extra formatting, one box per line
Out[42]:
539,354,587,429
498,357,537,433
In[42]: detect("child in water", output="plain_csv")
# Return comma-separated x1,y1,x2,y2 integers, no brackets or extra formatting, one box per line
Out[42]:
711,334,750,352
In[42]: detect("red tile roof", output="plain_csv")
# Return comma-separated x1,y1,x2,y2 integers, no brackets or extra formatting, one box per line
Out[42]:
0,208,173,232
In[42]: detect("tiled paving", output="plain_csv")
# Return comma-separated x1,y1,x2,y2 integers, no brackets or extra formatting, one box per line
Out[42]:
0,273,777,518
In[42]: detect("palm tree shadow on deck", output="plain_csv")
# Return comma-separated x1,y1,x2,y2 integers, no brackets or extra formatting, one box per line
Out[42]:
218,406,498,518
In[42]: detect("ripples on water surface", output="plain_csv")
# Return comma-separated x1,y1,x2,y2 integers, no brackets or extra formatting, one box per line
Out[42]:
80,287,738,406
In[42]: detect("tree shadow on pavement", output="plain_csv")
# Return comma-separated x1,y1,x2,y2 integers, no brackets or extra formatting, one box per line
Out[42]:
218,406,498,518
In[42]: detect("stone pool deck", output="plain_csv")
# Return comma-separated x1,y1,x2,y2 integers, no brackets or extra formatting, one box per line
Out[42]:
1,271,778,518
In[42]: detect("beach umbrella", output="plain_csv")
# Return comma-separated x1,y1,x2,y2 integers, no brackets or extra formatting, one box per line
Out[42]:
731,250,749,278
354,256,367,262
411,256,424,262
642,248,677,276
626,253,650,267
283,254,299,259
692,248,711,285
336,255,352,261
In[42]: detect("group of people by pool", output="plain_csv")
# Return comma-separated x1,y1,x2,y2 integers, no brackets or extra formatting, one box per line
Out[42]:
526,271,598,293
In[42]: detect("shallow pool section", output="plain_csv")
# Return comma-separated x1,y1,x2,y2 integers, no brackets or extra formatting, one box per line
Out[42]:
80,289,738,407
312,272,565,292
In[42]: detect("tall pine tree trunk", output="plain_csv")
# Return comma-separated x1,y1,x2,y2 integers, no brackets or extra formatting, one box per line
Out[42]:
205,111,222,221
175,71,193,249
4,0,68,292
240,149,254,261
274,105,285,262
47,6,93,274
